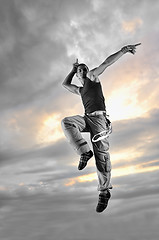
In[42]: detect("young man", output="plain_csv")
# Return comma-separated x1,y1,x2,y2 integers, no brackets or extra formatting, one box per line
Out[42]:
61,43,141,213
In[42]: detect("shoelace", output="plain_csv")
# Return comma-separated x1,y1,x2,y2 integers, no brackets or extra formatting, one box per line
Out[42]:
99,195,106,203
98,194,110,204
80,153,90,162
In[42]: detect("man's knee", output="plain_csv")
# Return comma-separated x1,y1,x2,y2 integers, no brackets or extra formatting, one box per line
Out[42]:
61,117,76,129
61,117,67,125
61,117,69,129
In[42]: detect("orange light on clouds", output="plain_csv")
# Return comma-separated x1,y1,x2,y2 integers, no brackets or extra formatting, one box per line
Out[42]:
111,149,144,165
37,113,64,144
78,173,97,182
65,161,159,187
106,82,146,121
65,173,97,186
65,179,76,186
0,186,7,191
122,18,143,33
113,163,159,178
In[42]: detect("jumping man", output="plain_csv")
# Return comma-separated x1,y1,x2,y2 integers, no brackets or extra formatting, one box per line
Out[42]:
61,43,141,213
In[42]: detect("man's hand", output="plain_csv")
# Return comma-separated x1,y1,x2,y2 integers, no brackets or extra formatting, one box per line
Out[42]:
72,58,79,73
121,43,141,54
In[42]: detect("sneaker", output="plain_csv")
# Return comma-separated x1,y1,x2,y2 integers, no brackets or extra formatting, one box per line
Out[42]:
96,190,111,213
78,150,93,170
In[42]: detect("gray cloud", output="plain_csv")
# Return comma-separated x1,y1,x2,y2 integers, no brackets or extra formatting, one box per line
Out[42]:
2,0,158,112
110,108,159,151
1,108,159,193
1,0,159,240
0,187,159,240
0,139,70,164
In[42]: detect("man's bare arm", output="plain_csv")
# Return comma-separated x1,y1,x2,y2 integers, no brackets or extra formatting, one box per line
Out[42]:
62,59,80,95
88,43,141,79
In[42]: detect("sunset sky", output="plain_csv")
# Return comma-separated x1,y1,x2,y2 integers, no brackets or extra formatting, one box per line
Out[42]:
0,0,159,239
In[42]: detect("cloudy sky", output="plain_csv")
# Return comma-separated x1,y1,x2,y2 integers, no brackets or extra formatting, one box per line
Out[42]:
0,0,159,239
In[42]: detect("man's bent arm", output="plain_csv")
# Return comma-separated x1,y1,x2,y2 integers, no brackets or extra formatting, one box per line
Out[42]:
62,70,75,86
62,69,80,95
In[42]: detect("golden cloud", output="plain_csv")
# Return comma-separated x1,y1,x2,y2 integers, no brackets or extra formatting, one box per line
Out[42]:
122,18,143,33
65,161,159,187
37,113,64,144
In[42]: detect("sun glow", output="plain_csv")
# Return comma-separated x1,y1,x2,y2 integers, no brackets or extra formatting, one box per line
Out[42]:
106,83,145,121
37,113,64,144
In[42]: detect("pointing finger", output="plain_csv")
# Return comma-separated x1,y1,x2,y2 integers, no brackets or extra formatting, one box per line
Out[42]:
134,43,141,47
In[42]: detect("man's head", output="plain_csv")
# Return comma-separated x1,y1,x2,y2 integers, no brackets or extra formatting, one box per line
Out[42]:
76,63,89,82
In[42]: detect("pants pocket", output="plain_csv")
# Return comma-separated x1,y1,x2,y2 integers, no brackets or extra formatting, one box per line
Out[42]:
104,153,111,172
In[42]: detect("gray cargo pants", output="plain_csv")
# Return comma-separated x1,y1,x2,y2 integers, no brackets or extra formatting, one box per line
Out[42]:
61,114,112,191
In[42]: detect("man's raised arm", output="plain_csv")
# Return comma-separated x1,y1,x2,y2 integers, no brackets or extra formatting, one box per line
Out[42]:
90,43,141,77
62,59,80,95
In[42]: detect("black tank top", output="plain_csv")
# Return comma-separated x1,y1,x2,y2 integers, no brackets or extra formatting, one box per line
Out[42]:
80,78,106,114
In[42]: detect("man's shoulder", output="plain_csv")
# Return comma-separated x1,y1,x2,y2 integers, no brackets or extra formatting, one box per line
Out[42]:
87,72,100,83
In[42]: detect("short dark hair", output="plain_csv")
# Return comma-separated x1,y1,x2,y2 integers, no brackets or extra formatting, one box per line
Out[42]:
78,63,89,72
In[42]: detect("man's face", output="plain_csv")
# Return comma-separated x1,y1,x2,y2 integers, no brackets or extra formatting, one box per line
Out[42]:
76,65,87,80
